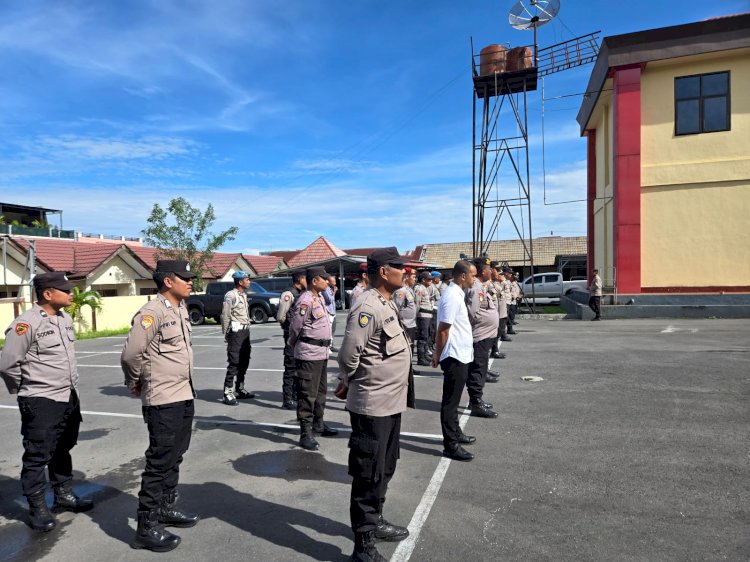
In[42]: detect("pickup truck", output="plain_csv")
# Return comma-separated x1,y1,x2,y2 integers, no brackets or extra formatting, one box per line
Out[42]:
520,273,588,303
185,281,281,326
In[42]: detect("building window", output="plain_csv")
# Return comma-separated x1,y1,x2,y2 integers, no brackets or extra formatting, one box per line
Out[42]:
139,288,158,296
675,71,730,135
98,289,118,297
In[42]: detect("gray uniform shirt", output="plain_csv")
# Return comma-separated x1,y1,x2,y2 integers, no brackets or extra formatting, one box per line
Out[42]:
0,304,78,401
500,279,514,306
221,288,250,334
465,279,500,343
338,288,410,417
491,280,508,319
414,283,433,318
121,297,195,406
287,291,332,361
392,286,417,329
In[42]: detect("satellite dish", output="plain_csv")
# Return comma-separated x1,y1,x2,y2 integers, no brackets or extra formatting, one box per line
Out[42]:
509,0,560,30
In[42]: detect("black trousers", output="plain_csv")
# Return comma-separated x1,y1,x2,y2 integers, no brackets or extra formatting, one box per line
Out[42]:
589,296,601,318
440,357,469,449
509,304,517,325
348,412,401,533
415,317,430,344
18,390,81,497
429,313,437,346
466,338,493,403
281,324,297,401
225,328,251,388
139,400,194,511
296,359,328,426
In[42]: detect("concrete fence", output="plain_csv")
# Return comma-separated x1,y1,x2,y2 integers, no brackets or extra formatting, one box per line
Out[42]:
0,295,152,333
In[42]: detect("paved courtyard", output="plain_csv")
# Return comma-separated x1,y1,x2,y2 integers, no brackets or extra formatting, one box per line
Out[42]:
0,315,748,561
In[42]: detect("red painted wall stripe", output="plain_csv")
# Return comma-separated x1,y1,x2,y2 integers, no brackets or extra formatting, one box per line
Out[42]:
613,67,642,294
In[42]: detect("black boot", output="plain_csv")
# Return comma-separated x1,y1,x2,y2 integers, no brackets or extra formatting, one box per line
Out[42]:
235,383,256,399
374,513,409,542
26,490,56,532
282,397,296,410
351,530,387,562
416,342,431,366
299,424,319,451
131,509,181,552
52,482,94,513
312,421,339,437
158,489,200,528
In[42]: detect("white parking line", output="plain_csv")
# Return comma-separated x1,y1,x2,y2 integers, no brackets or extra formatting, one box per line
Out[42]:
0,405,444,441
391,356,492,562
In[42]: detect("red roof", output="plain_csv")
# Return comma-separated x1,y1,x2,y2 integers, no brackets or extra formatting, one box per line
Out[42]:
129,246,246,279
287,236,346,267
244,255,285,276
343,247,383,257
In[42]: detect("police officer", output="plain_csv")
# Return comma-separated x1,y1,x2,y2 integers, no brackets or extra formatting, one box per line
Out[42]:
501,268,517,336
428,272,441,351
276,271,307,409
464,259,499,418
337,248,411,562
392,267,417,346
349,264,368,308
413,272,434,366
511,272,523,327
0,272,93,532
121,260,200,552
507,270,519,334
288,266,338,451
221,271,255,406
489,263,507,360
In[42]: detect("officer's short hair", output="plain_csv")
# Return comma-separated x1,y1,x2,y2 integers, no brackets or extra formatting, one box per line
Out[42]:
418,271,432,283
153,271,176,291
292,271,305,283
452,260,472,278
34,287,46,301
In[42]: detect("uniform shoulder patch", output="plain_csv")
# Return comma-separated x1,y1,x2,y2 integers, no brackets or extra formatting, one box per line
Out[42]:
283,294,291,302
15,322,30,336
140,315,154,329
299,304,308,315
358,312,373,328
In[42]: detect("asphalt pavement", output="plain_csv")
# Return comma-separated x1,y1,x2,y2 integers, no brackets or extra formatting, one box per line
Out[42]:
0,315,748,561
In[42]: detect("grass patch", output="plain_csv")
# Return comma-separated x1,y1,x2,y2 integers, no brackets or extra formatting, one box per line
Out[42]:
76,327,131,340
520,304,567,314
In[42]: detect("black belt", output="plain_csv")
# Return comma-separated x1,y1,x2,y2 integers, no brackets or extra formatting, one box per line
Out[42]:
300,336,331,347
418,308,433,314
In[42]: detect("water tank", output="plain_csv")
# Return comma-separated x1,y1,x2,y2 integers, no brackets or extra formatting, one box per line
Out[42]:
479,45,506,76
505,46,533,71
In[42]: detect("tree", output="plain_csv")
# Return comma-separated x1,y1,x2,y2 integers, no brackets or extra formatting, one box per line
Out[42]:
66,287,103,331
142,197,238,292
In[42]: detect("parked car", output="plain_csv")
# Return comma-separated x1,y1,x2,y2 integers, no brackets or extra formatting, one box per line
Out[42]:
185,281,281,325
520,272,588,303
252,276,292,293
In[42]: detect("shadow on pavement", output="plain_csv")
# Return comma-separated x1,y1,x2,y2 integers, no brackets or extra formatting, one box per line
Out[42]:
180,481,350,561
232,449,350,484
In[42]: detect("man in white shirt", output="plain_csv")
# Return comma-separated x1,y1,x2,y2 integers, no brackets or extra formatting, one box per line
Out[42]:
432,260,477,462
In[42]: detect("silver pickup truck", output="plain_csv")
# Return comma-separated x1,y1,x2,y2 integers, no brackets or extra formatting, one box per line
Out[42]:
520,273,588,303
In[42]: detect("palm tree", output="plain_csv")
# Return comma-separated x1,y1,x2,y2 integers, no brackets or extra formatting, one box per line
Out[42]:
66,287,103,331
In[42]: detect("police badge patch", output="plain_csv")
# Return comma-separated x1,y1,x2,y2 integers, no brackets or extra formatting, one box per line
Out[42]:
15,323,30,336
140,315,154,329
358,312,373,328
299,305,308,316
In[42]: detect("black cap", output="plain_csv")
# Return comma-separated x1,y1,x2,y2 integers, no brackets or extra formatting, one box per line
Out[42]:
490,260,499,268
34,272,74,291
156,260,196,279
306,266,328,279
367,247,407,269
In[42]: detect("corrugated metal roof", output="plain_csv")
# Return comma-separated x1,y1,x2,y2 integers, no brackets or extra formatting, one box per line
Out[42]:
420,236,587,268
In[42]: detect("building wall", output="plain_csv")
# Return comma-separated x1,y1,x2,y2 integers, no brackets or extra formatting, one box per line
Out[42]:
640,47,750,288
88,255,138,296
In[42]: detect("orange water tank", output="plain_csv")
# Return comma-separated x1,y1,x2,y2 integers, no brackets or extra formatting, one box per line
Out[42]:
479,45,506,76
505,46,533,71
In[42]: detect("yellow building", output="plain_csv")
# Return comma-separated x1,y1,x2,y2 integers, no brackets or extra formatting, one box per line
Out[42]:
577,13,750,294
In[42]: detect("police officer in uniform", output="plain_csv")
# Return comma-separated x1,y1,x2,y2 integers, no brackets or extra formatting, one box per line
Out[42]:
121,260,200,552
392,267,417,347
507,270,519,334
489,263,507,360
337,248,411,562
464,259,499,418
277,271,307,409
288,267,338,451
428,272,441,352
413,272,434,366
499,269,514,342
349,264,368,308
221,271,255,406
0,272,93,532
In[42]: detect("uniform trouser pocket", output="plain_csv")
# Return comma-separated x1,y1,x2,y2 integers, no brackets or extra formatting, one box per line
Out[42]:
348,436,379,480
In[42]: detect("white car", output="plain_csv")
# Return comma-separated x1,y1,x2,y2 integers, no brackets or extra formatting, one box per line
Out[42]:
521,273,587,303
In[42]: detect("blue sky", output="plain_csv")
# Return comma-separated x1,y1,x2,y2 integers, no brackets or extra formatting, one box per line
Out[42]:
0,0,746,255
